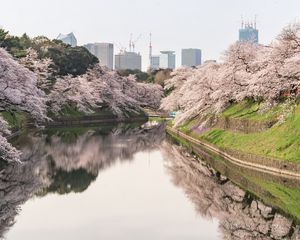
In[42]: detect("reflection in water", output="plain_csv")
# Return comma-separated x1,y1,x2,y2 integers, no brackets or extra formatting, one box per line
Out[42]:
0,122,165,239
161,140,300,240
1,122,299,239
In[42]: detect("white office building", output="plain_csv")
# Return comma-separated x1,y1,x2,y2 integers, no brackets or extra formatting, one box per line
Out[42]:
159,51,176,70
57,32,77,47
181,48,202,67
115,52,142,71
84,43,114,69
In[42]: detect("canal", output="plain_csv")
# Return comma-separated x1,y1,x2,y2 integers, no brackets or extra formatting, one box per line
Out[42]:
1,121,300,239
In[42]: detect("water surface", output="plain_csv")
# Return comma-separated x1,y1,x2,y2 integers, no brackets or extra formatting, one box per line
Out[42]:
4,123,220,240
1,122,299,239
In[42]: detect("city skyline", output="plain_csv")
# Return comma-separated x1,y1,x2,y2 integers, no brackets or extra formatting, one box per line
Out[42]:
1,0,300,70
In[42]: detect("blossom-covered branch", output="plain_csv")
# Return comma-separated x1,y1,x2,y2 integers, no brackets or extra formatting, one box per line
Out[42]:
161,23,300,126
49,66,163,118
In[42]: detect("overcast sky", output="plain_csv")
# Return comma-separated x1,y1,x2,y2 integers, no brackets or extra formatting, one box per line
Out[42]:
1,0,300,70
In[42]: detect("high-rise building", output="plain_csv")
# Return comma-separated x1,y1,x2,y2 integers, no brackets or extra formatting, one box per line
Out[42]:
115,51,142,71
181,48,202,67
150,55,160,70
159,51,176,70
84,43,114,69
57,32,77,47
239,22,259,44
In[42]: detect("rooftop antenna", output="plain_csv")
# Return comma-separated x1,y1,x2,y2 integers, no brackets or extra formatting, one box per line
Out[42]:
149,33,153,70
254,15,257,29
129,33,133,52
241,15,244,29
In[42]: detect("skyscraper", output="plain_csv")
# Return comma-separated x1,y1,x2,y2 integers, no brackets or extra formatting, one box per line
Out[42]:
181,48,202,67
150,55,160,70
57,32,77,47
239,22,259,44
159,51,176,70
84,43,114,69
115,51,142,71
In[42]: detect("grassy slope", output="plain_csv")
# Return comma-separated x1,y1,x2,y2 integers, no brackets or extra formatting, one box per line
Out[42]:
176,100,300,163
167,130,300,221
219,100,285,121
0,111,27,130
48,104,147,119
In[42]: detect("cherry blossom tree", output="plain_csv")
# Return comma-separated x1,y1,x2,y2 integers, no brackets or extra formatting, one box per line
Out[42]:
0,48,47,121
0,48,48,163
161,23,300,126
18,48,54,91
49,66,163,118
0,117,20,163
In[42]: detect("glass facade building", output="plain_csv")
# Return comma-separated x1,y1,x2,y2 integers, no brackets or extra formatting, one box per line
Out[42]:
181,48,202,67
57,32,77,47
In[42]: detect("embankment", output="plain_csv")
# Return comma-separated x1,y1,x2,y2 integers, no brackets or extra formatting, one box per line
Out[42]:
166,126,300,178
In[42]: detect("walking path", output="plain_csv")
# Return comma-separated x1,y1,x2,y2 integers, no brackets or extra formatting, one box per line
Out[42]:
166,126,300,179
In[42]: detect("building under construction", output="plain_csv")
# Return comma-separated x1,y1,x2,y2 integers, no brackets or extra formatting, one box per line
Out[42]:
239,19,259,44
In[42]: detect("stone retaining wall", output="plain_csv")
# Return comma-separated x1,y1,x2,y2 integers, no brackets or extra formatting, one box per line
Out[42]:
166,126,300,178
206,116,276,134
224,147,300,173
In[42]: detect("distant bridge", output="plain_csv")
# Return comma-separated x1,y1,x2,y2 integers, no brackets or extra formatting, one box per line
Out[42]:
144,108,169,118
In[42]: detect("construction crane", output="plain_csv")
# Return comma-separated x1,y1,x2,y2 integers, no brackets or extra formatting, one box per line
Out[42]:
129,33,133,52
129,34,142,53
115,42,126,54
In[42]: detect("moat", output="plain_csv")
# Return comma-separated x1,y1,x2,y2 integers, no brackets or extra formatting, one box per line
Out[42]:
1,121,300,240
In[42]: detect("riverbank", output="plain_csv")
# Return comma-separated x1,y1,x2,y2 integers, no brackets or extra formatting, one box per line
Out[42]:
166,126,300,178
2,108,150,139
44,115,148,127
166,127,300,224
172,100,300,164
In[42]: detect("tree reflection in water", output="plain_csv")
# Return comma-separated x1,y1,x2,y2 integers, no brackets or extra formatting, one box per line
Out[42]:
161,141,300,240
1,122,300,240
0,122,165,238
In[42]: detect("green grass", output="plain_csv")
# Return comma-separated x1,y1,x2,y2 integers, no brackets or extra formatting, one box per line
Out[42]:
198,103,300,163
167,120,174,127
167,130,300,222
48,104,147,119
48,105,84,118
170,101,300,163
0,111,27,129
148,117,166,123
178,118,200,134
166,130,195,154
48,104,95,118
219,100,285,121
